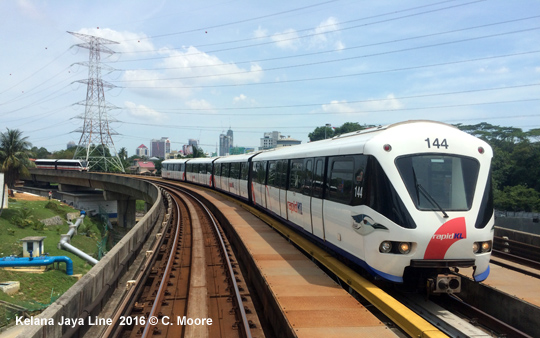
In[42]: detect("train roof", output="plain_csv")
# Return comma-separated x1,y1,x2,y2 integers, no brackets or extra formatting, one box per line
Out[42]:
186,157,219,164
252,120,480,161
162,158,190,164
214,152,261,163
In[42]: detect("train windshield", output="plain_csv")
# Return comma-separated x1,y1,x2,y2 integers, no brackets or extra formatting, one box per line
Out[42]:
396,155,479,212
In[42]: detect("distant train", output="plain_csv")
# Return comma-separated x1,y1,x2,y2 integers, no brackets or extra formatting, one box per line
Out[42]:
35,159,89,171
162,121,494,294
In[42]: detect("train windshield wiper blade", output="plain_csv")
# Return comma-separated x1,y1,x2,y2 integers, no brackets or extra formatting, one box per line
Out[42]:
416,183,449,218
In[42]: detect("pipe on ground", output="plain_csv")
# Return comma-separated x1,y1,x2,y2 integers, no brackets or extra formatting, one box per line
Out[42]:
0,256,74,275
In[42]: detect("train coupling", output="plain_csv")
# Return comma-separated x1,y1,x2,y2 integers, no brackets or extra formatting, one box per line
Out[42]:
429,274,461,294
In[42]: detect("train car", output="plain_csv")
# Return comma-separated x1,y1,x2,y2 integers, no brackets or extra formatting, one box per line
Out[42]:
185,157,217,186
249,120,493,293
161,159,189,181
35,159,88,171
214,153,260,201
160,120,493,293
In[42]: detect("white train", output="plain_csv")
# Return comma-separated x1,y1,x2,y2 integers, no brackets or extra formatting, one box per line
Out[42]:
35,159,89,171
162,121,494,293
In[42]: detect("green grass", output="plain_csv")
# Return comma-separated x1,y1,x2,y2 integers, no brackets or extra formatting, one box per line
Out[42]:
0,199,105,310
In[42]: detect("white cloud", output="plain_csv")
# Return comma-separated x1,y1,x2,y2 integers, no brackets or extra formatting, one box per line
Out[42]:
267,16,344,51
309,17,342,49
122,44,263,98
271,29,300,50
233,94,257,105
321,94,404,115
75,28,154,54
124,101,165,121
233,94,247,103
477,66,510,74
253,26,268,39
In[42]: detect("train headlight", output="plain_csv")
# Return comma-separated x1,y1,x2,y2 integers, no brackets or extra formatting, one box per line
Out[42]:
379,241,392,253
481,241,491,252
472,242,480,253
478,146,485,154
398,242,411,254
383,144,392,152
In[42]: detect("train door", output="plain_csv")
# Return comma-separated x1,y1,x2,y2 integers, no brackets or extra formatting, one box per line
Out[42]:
286,158,312,232
252,161,267,208
239,162,250,199
311,157,326,239
278,160,288,218
221,163,230,192
266,161,281,216
214,163,221,189
230,162,240,196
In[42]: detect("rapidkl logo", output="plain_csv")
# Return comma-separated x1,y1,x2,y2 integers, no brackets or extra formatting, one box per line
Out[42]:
432,233,465,240
424,217,466,259
287,201,303,215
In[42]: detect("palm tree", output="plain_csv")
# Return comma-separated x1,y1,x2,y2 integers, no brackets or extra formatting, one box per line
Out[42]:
0,128,33,188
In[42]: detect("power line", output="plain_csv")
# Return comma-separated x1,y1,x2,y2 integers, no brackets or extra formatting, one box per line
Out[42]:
113,27,540,83
117,0,480,57
123,50,540,89
121,83,540,114
121,0,339,42
127,15,540,72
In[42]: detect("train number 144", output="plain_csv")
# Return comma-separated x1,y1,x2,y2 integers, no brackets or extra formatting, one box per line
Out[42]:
425,138,448,149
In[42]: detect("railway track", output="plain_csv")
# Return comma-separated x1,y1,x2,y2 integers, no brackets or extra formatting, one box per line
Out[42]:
104,182,262,338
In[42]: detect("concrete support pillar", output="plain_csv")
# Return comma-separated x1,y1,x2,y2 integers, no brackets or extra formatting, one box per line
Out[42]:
103,191,136,228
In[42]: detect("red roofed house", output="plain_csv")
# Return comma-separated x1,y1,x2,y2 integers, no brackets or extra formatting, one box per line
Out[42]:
130,161,156,174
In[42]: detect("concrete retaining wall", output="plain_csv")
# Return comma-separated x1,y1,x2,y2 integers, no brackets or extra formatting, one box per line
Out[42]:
19,176,163,338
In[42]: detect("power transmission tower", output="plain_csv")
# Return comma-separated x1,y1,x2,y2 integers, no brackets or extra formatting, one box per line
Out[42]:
68,31,125,172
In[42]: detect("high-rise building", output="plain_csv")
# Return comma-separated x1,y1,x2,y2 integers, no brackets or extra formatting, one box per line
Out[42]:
260,131,280,150
150,137,170,159
219,128,233,156
136,144,149,157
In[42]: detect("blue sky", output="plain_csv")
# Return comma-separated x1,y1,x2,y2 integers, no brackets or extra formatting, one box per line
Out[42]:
1,0,539,156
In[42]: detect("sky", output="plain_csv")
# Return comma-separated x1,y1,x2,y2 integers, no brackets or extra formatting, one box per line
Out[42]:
1,0,539,156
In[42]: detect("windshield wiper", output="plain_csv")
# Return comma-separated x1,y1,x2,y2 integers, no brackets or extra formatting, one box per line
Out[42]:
417,183,449,218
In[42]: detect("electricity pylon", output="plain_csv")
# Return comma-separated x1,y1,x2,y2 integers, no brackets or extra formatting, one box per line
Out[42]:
68,31,125,172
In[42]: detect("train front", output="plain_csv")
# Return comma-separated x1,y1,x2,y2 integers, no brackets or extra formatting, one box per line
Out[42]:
363,121,494,294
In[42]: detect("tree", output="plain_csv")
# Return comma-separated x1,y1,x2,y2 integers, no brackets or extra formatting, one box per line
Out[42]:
0,128,33,188
186,146,206,158
118,147,130,170
308,126,335,142
308,122,374,142
31,146,50,159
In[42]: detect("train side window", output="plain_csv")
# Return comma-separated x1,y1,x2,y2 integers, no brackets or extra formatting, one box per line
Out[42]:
312,158,325,199
215,163,221,176
254,161,267,184
303,159,313,196
240,162,249,180
280,160,289,189
267,161,277,187
289,159,304,193
352,155,368,206
186,163,192,173
230,162,240,179
206,163,212,175
326,156,354,205
200,164,206,174
222,163,230,177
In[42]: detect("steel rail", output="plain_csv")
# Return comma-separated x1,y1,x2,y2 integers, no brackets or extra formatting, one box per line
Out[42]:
172,185,253,338
140,187,182,337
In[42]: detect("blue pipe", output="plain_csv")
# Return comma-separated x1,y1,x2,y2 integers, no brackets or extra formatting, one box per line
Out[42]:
0,256,73,275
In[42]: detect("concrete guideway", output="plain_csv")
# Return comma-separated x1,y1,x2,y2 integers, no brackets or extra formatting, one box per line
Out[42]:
16,173,163,338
